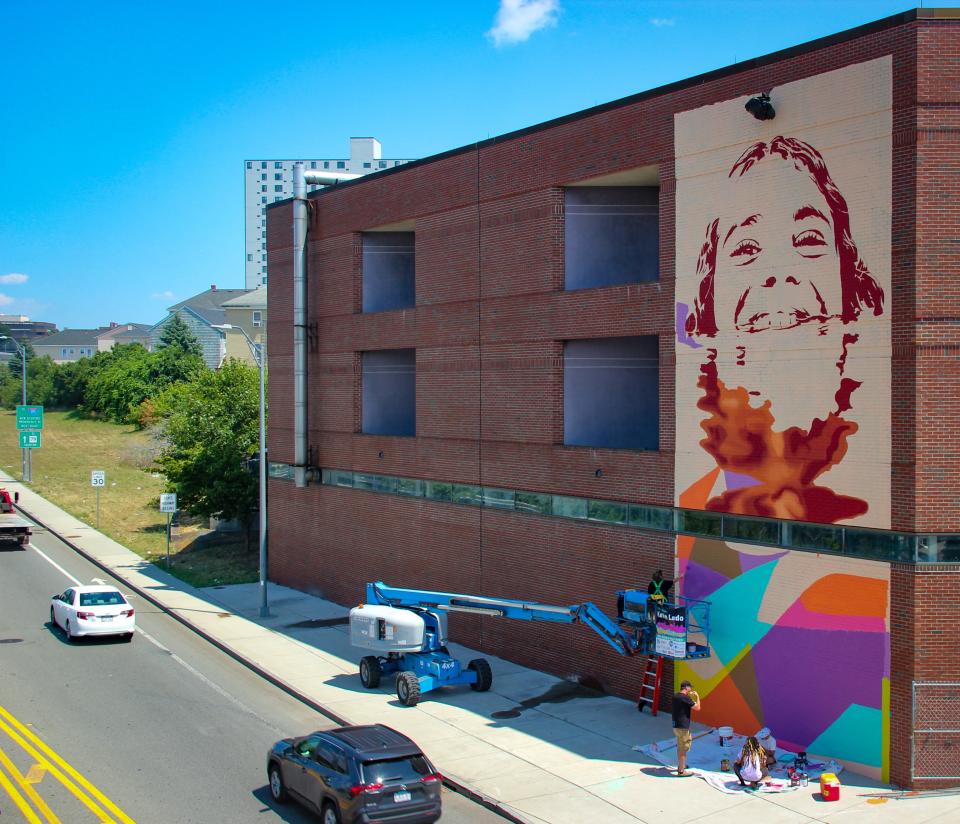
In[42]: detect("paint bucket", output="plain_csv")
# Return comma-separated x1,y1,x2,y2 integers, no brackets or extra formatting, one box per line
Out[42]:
718,726,734,747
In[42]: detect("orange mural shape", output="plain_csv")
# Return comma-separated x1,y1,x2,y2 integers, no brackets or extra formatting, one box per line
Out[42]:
799,574,888,617
696,669,762,735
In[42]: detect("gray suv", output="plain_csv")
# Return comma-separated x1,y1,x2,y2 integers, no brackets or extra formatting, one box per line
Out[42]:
267,724,442,823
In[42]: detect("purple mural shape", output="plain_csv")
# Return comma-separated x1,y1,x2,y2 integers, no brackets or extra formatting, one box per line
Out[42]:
750,625,886,752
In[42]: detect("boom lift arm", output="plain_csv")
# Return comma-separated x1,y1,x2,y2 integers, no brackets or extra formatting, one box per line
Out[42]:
366,581,648,657
352,581,709,706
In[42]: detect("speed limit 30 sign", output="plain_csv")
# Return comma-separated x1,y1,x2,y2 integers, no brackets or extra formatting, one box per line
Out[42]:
91,470,106,487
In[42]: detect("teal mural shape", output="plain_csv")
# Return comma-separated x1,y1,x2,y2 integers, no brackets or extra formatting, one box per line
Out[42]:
807,703,883,769
702,558,777,665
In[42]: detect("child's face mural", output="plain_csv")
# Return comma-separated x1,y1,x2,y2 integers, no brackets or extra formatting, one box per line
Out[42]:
714,159,843,335
673,57,893,781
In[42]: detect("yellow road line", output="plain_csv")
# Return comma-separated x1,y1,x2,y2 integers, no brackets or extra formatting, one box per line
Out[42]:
0,754,43,824
0,716,111,822
0,706,133,823
0,746,60,823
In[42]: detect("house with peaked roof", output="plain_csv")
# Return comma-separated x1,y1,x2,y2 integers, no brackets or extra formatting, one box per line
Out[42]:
221,287,266,366
150,285,250,369
34,328,104,364
97,322,152,352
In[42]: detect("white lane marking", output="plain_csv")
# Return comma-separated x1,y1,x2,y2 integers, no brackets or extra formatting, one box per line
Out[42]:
30,545,82,586
31,541,287,737
136,626,286,736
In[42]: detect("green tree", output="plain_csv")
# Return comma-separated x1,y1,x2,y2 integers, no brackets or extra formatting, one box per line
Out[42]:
155,359,261,523
157,314,203,359
50,356,95,410
83,343,154,423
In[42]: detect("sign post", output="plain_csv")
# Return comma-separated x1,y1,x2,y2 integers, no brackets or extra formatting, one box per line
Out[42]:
160,493,177,568
91,470,105,529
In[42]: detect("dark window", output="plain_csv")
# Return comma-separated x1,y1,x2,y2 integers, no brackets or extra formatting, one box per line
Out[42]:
79,591,127,606
261,185,267,192
361,755,432,785
564,187,659,290
362,349,415,436
274,184,283,192
260,161,267,169
362,232,415,312
336,160,345,169
363,162,371,168
245,161,252,169
324,161,330,169
274,161,282,169
310,161,317,169
563,336,659,450
274,173,282,180
261,173,266,181
379,160,387,169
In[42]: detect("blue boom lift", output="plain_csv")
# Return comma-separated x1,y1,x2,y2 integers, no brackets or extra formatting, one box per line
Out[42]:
350,581,710,706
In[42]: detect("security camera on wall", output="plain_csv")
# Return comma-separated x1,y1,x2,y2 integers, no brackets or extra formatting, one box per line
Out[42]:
745,93,776,120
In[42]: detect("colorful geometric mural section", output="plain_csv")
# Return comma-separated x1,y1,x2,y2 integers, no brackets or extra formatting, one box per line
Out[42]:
676,535,890,781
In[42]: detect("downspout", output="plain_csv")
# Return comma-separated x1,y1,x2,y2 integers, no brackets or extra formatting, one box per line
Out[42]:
291,165,360,487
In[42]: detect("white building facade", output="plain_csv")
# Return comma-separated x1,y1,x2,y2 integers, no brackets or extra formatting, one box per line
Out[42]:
243,137,415,288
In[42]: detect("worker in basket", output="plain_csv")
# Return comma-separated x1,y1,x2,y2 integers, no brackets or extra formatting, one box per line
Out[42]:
647,570,673,621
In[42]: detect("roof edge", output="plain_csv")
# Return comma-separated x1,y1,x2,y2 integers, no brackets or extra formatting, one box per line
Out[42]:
265,6,927,210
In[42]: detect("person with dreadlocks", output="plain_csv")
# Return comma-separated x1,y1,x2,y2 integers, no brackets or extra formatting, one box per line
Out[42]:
734,736,769,789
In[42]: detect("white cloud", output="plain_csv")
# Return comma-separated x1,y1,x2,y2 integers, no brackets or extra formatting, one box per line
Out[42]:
0,273,28,285
488,0,559,47
650,17,675,27
0,293,14,306
151,290,175,300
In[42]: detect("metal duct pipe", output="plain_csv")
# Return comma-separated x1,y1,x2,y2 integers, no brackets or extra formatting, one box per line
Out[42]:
291,164,359,487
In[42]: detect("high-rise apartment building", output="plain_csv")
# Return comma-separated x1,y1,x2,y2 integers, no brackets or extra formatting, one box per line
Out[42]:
243,137,414,288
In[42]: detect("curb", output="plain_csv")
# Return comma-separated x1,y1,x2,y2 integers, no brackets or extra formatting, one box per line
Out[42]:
18,501,529,824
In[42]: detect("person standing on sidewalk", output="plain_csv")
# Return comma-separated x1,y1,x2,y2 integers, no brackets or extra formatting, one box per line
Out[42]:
672,680,701,776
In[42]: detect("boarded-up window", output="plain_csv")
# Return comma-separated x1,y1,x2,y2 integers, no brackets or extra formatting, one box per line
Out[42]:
563,337,659,450
362,349,416,436
564,187,659,290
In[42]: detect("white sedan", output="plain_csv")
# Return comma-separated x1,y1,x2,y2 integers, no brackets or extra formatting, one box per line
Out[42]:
50,585,135,642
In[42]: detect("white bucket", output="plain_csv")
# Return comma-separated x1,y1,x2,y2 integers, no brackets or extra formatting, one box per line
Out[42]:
718,726,735,747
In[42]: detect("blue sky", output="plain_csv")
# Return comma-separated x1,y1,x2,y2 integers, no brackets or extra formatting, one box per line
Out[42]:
1,0,917,329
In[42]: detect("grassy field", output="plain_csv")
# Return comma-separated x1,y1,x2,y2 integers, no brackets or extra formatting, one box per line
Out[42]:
0,410,257,587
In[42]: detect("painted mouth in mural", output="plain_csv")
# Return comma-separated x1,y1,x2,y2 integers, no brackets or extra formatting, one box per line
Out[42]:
736,308,826,332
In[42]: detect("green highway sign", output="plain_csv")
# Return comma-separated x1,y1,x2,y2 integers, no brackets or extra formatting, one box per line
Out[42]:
19,431,40,449
16,405,43,431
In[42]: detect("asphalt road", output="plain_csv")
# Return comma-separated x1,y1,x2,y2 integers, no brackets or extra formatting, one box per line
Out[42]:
0,524,503,824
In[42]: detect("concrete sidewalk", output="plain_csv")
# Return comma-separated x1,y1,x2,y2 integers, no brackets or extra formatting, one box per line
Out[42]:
8,474,959,824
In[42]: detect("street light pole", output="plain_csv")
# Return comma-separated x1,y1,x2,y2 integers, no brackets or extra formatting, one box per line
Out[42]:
213,324,269,617
0,336,29,482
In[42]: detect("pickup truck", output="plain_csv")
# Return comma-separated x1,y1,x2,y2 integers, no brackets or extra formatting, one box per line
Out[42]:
0,488,32,548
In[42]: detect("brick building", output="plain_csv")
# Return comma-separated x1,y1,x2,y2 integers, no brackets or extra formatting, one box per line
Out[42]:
265,9,960,788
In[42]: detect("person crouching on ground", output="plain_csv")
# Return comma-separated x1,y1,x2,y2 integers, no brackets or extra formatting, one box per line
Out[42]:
672,680,701,776
756,727,777,769
734,736,769,789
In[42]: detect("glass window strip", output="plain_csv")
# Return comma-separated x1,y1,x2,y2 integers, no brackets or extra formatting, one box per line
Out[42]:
266,463,950,564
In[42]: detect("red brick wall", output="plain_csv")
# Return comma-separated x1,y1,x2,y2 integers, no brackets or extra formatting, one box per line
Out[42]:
265,15,960,783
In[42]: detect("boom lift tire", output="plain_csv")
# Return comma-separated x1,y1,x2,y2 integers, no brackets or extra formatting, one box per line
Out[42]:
359,656,382,689
396,671,421,706
468,658,493,692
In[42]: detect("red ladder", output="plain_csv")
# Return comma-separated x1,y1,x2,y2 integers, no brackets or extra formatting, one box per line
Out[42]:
636,655,664,715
